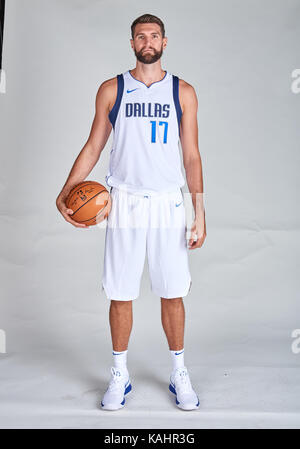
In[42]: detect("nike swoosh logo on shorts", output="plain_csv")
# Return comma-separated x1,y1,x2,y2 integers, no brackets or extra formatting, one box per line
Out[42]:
127,88,139,93
175,201,183,207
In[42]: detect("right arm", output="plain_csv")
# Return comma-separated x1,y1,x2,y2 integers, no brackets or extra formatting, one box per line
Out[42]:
56,77,117,227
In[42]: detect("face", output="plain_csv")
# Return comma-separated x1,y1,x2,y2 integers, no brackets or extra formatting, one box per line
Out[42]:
130,23,167,65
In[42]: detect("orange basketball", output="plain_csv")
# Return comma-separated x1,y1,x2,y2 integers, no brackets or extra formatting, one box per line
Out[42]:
66,181,111,226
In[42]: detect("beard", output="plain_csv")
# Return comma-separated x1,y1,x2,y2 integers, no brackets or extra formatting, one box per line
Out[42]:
134,45,163,64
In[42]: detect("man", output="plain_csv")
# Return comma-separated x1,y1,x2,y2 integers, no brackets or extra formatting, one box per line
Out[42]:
56,13,206,411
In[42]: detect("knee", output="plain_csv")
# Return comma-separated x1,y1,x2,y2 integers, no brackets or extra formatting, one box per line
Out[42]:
161,297,183,305
110,299,132,307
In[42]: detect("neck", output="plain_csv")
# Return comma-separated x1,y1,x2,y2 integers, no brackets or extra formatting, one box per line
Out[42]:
130,64,166,86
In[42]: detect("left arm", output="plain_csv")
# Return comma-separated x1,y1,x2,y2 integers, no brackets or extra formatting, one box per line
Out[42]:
179,80,206,249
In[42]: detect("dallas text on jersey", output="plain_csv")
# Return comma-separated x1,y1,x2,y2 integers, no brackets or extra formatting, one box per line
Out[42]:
125,102,170,118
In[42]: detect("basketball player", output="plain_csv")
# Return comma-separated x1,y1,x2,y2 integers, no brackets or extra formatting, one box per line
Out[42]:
56,14,206,411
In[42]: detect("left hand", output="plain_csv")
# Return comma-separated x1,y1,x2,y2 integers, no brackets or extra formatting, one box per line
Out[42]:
188,209,206,250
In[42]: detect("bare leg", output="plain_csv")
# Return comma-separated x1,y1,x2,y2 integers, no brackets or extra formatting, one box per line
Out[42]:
161,297,185,351
109,300,133,351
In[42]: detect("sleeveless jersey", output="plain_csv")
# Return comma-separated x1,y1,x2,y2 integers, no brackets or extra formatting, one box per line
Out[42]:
105,69,185,194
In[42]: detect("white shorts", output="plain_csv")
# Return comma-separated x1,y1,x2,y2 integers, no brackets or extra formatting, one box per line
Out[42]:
101,186,192,301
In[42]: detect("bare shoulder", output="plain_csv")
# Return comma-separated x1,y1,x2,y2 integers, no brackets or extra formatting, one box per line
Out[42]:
178,78,198,113
96,76,118,112
178,78,197,95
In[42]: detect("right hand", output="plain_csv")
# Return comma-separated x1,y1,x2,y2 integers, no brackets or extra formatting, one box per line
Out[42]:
56,194,89,228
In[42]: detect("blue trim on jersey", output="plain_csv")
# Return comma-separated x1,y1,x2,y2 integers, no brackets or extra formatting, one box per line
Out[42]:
109,74,124,128
128,70,167,89
172,75,182,137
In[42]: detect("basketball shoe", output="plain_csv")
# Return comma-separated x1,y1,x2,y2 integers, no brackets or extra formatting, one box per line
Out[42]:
100,366,132,411
169,366,200,410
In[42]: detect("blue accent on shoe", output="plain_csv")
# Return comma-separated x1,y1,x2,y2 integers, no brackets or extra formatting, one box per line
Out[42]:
101,382,132,408
169,383,176,395
169,383,180,403
169,383,200,408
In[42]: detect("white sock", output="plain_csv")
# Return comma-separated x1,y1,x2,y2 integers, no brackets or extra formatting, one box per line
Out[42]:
170,348,185,372
112,349,128,372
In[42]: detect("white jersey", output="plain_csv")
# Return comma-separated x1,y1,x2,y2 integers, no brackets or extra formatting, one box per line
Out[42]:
105,69,185,195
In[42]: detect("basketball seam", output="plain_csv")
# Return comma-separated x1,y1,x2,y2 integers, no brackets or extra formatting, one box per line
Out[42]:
71,190,107,217
74,204,108,223
67,182,101,205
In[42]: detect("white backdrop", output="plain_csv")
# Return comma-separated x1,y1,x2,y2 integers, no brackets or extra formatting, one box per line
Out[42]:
0,0,299,429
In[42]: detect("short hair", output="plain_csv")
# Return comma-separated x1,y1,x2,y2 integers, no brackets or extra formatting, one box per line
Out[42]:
131,14,165,39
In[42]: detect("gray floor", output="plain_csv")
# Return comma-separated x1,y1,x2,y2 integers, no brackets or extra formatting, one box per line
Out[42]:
1,328,299,429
